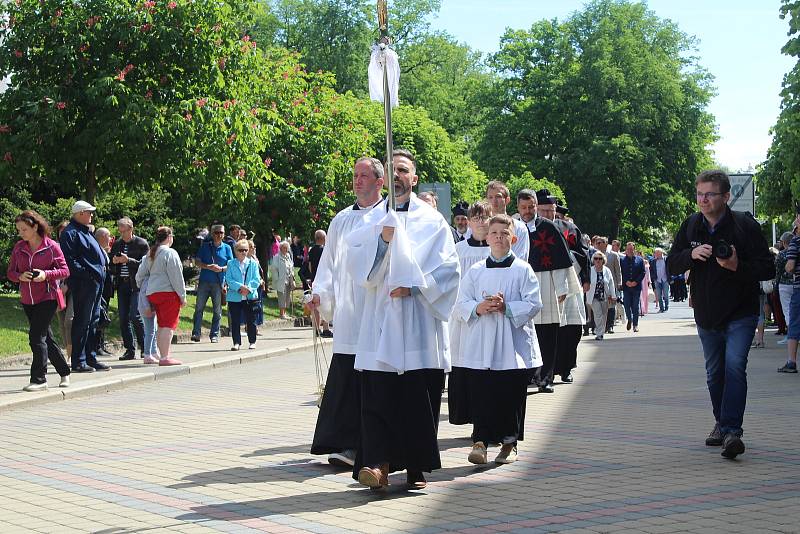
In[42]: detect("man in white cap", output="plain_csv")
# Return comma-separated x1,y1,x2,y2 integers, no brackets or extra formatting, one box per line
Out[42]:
59,201,111,372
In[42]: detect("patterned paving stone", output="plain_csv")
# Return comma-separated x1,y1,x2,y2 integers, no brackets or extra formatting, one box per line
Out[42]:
0,302,798,533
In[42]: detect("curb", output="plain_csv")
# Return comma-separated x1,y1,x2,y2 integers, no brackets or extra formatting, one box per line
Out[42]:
0,317,299,370
0,338,328,413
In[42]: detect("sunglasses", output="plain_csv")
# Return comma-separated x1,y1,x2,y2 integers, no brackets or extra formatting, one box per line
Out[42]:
593,258,603,262
236,248,249,253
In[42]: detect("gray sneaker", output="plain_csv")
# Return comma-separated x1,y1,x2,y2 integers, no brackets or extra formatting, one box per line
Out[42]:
777,361,798,373
705,423,723,446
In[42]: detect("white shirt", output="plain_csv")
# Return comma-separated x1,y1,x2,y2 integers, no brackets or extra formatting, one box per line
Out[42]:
450,239,492,366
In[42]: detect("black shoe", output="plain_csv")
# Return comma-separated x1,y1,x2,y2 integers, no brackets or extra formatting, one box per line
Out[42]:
538,385,555,393
721,433,745,459
96,347,115,357
190,335,201,342
72,364,95,373
561,374,574,384
118,351,136,361
626,320,632,331
705,423,723,446
320,329,334,338
777,362,798,373
607,328,614,334
91,362,112,372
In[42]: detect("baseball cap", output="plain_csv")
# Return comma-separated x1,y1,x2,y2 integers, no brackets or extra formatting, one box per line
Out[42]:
71,200,97,214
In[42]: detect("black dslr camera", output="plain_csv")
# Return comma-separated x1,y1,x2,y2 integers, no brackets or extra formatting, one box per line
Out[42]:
711,240,733,260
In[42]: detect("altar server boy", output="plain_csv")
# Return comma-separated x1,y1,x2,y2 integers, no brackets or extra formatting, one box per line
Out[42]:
453,214,543,464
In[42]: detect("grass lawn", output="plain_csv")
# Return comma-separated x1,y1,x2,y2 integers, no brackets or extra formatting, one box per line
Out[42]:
0,283,306,359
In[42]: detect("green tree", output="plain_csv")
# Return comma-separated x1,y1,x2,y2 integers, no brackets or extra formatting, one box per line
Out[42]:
757,0,800,221
0,0,272,203
476,0,716,241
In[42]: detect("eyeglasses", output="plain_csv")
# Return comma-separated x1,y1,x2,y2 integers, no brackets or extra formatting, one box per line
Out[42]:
695,191,723,200
213,231,224,235
593,258,603,262
236,249,248,253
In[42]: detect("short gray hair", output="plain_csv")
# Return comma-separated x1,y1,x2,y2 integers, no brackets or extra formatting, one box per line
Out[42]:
117,217,133,228
210,224,224,233
94,227,111,239
355,157,385,180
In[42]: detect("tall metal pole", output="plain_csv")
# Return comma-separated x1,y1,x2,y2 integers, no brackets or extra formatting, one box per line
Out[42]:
377,1,395,210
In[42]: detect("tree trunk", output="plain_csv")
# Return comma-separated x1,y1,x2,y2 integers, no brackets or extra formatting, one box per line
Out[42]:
85,162,97,204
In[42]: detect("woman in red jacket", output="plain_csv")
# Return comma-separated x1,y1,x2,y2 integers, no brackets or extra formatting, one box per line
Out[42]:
7,210,71,391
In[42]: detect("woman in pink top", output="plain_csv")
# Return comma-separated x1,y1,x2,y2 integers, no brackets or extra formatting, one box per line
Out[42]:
7,210,71,391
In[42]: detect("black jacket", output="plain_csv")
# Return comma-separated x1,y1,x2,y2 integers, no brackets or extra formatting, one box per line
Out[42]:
110,235,149,286
667,207,774,330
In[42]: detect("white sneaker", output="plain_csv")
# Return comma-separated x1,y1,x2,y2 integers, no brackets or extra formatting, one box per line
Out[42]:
59,375,70,388
248,343,256,350
468,442,488,464
777,337,788,345
495,444,518,464
328,449,356,467
231,344,240,351
23,382,48,392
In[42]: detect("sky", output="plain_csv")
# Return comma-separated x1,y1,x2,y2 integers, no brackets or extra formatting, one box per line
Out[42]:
430,0,795,172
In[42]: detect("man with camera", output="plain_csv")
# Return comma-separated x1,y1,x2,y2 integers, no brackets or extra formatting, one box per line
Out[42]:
110,217,149,360
668,170,774,459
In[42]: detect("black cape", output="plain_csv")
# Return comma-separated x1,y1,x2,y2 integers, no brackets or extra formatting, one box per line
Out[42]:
527,217,573,272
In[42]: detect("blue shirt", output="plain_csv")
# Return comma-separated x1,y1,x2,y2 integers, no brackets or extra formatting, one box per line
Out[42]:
196,240,233,284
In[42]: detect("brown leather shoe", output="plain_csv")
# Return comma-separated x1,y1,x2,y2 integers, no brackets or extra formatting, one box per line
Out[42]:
358,464,389,489
406,470,427,489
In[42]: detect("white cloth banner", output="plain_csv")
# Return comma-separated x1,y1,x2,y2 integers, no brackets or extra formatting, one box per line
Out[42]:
368,45,400,108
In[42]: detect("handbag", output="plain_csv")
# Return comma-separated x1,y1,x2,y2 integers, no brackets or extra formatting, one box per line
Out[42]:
55,283,66,311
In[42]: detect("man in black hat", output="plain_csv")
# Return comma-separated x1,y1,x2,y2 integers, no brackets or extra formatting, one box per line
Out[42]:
517,189,576,392
451,200,469,243
540,197,590,384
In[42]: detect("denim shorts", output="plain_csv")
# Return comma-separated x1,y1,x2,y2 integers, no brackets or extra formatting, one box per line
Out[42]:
788,288,800,340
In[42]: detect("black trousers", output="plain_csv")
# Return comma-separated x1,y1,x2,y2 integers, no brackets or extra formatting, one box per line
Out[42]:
354,368,445,477
70,277,103,368
23,300,70,384
556,325,582,378
311,353,361,454
534,323,559,386
227,300,257,345
117,282,144,352
468,368,528,445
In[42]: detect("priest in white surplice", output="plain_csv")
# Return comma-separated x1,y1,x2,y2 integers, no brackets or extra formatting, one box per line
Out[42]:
346,149,460,490
309,157,385,468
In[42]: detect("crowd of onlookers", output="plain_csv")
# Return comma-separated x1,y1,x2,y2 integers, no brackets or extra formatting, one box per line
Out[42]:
7,200,327,392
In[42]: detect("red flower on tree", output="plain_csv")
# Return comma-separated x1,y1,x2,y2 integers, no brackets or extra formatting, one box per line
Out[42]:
167,1,177,9
3,152,13,162
14,50,22,58
263,157,272,167
0,125,10,133
237,168,245,178
56,102,66,110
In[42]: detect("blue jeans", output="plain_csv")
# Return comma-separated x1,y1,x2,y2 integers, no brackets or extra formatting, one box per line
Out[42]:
654,279,670,312
622,286,641,326
696,315,758,436
69,277,103,368
117,283,144,352
192,281,223,339
142,312,158,357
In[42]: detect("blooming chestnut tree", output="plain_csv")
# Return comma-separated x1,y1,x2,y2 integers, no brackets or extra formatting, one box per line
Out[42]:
0,0,273,202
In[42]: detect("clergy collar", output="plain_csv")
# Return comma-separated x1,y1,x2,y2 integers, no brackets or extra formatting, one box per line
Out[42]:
353,197,383,211
467,236,489,247
487,252,515,268
395,200,410,212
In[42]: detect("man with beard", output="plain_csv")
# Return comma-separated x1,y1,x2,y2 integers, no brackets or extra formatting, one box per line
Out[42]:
308,157,385,467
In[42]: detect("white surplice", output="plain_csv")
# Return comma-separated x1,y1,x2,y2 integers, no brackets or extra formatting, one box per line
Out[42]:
450,239,491,367
453,258,543,370
346,194,460,374
313,201,380,355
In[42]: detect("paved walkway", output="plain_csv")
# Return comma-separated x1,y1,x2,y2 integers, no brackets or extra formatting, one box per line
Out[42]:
0,302,798,533
0,323,326,412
